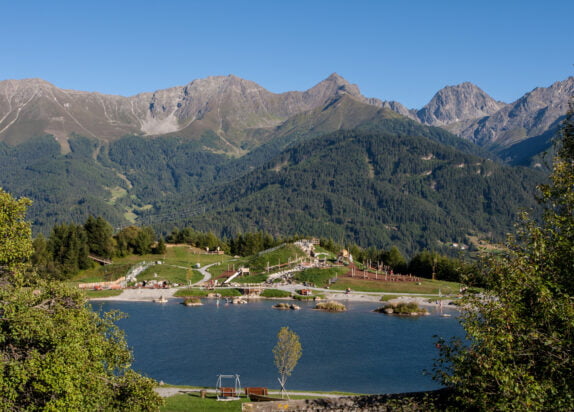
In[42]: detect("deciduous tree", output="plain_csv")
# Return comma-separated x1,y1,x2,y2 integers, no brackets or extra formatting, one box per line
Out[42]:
0,188,32,281
273,326,302,399
435,102,574,410
0,190,163,410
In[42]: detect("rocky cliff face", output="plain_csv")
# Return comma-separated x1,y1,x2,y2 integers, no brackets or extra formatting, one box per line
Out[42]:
416,82,506,126
450,77,574,148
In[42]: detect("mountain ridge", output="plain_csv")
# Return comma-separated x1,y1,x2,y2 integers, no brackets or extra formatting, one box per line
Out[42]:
449,77,574,149
1,74,571,163
0,73,372,152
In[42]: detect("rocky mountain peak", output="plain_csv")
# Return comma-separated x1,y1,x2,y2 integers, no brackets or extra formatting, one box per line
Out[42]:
417,82,506,126
453,76,574,149
308,73,362,99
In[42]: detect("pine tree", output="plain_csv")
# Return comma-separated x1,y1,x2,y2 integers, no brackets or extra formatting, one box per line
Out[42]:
84,216,114,259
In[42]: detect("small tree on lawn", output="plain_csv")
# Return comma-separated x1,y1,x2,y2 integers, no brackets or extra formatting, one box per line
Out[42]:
273,326,302,399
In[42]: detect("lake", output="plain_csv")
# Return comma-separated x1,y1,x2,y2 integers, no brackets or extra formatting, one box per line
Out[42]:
94,299,464,394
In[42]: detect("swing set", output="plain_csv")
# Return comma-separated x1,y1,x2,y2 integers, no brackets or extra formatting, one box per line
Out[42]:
216,374,241,401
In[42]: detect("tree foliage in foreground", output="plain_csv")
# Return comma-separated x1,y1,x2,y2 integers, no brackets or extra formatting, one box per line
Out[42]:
0,189,32,279
0,188,162,411
435,102,574,410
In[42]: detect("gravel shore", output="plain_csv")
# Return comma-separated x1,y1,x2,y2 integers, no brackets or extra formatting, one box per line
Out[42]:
89,287,453,307
90,288,178,302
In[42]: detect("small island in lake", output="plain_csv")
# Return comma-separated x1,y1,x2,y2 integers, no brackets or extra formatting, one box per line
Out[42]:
375,302,428,316
314,301,347,312
182,297,203,306
273,302,301,310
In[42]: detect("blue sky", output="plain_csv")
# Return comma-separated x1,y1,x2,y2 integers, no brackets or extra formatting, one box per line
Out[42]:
1,0,572,108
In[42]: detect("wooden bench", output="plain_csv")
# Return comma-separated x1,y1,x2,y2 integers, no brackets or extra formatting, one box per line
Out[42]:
244,387,268,396
219,387,236,397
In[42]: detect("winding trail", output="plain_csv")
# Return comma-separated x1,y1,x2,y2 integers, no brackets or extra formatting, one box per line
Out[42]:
91,261,221,302
192,262,220,286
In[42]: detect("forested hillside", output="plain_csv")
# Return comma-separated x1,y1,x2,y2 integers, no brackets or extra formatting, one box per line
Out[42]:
0,94,546,255
0,136,126,232
149,129,544,254
0,134,232,232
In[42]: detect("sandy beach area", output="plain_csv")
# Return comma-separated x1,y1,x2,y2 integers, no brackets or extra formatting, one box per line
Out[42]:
90,288,179,302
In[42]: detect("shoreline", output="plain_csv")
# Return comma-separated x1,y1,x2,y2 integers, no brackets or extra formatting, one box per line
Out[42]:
89,287,456,308
89,287,179,302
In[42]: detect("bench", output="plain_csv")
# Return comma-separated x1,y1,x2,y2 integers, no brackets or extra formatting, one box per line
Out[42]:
244,387,268,396
219,387,236,397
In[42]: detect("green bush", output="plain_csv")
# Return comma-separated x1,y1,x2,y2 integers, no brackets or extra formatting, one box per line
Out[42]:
314,301,346,312
377,302,427,315
260,289,291,298
292,295,316,301
182,297,202,305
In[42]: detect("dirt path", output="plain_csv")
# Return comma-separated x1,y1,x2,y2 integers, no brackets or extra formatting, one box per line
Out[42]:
192,262,220,286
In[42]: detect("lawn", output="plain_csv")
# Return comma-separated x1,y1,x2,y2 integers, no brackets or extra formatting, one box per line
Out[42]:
72,263,133,284
247,244,304,272
293,267,349,287
72,246,232,284
138,264,202,285
160,390,332,411
260,289,291,298
83,289,123,298
329,277,461,295
161,392,246,412
164,246,230,267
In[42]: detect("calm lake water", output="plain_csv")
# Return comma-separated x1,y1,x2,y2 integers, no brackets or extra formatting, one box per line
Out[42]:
94,299,463,394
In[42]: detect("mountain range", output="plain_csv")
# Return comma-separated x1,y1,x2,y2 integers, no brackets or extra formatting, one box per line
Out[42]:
0,73,569,254
1,73,571,164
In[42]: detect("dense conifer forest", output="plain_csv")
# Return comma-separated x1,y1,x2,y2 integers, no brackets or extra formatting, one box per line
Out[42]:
0,118,545,255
